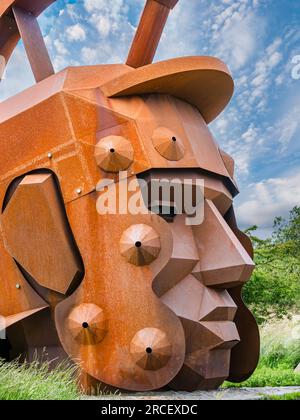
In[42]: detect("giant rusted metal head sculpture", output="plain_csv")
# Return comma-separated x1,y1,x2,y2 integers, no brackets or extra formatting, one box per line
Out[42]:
0,0,259,392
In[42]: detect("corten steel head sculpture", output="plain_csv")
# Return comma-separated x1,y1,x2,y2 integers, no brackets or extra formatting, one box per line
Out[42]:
0,0,260,392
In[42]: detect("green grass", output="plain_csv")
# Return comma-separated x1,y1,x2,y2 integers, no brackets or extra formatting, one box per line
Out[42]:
224,315,300,388
261,392,300,401
223,366,300,388
0,358,80,400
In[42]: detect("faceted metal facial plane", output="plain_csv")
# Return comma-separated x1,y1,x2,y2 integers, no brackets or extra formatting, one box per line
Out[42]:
0,0,259,392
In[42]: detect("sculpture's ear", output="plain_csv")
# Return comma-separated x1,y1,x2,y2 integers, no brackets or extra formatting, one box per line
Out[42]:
102,56,234,124
1,171,84,296
225,206,260,382
227,285,260,382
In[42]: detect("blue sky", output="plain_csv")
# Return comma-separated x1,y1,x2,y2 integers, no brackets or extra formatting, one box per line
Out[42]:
1,0,300,237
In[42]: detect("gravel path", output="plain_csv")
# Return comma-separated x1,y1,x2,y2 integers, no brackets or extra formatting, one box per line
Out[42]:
85,386,300,400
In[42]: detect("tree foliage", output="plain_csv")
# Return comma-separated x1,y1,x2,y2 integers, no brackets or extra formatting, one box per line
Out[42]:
242,207,300,324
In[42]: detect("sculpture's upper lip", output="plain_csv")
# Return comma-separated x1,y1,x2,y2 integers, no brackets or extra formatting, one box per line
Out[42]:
200,320,240,348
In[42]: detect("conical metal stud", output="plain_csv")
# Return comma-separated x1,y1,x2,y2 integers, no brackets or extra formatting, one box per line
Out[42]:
95,135,134,173
152,127,184,161
120,224,161,266
130,327,172,371
67,303,108,345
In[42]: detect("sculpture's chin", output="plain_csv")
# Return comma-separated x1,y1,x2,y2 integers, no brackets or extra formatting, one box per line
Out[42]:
159,316,240,392
168,347,234,391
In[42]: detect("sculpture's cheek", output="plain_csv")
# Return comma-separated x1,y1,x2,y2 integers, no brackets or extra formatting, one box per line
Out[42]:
55,189,186,391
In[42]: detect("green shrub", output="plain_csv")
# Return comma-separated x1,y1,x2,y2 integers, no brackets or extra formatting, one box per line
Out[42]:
243,207,300,324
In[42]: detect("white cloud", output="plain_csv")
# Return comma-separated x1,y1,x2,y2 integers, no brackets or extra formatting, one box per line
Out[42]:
54,38,69,55
276,108,299,153
0,46,34,101
216,13,258,70
66,4,80,20
209,0,265,71
90,14,113,37
84,0,129,15
81,47,97,64
236,170,300,227
66,24,86,41
211,29,294,182
269,91,300,155
84,0,130,39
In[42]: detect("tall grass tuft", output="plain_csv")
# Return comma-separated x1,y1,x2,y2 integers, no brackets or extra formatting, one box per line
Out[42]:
224,314,300,388
0,358,80,400
260,315,300,369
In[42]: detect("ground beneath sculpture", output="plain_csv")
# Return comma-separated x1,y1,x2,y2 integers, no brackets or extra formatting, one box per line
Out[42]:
85,386,300,401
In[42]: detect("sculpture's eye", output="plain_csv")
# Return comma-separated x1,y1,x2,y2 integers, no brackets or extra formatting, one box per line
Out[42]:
152,127,185,161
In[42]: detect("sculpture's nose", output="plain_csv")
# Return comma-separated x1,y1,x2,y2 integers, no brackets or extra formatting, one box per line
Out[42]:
193,200,255,288
161,272,239,324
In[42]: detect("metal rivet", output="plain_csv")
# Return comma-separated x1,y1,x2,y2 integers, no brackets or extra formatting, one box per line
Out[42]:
16,284,21,290
47,153,53,159
76,188,82,195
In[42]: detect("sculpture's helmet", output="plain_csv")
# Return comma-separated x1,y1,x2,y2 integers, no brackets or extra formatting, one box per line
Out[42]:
0,0,259,392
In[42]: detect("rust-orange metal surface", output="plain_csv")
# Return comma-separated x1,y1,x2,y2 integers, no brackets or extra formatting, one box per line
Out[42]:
126,0,179,68
0,0,259,392
12,6,54,82
0,1,55,66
